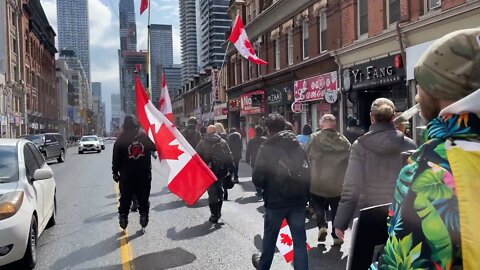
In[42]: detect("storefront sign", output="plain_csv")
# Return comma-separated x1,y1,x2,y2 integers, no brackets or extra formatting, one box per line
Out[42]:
214,103,228,120
229,98,241,112
240,90,265,116
324,90,338,104
211,69,219,101
267,83,294,105
291,101,303,114
294,71,337,102
344,55,405,91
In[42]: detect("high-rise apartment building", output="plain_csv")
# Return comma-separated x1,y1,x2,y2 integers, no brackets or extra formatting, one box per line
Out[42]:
179,0,198,83
162,64,182,97
198,0,230,69
150,24,173,104
119,51,147,115
119,0,137,52
111,93,122,134
57,0,91,83
92,82,102,102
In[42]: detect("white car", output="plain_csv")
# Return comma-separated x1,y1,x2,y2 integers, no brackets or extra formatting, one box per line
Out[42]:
0,139,56,269
78,135,102,154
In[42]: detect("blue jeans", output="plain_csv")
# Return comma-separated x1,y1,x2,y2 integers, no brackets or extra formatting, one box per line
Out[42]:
259,206,309,270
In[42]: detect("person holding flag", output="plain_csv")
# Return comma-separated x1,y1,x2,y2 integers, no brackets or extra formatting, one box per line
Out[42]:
112,115,156,232
252,113,310,270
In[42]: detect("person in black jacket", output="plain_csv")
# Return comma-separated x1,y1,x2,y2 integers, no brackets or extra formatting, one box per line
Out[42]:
245,126,266,196
181,117,201,148
112,115,156,231
252,114,310,270
227,128,243,183
196,125,235,223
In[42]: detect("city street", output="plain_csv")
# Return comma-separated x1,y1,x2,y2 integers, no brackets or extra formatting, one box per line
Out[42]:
1,141,349,270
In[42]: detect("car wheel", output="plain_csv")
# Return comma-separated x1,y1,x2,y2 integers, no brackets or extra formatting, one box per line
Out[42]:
47,196,56,228
78,150,83,154
97,150,101,153
57,150,65,163
22,215,38,269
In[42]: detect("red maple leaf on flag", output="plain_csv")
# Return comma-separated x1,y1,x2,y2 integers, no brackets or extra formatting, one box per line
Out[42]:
244,39,256,55
151,123,184,160
280,233,293,247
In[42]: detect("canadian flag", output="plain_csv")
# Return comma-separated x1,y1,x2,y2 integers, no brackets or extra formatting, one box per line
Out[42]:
159,71,174,123
135,74,217,206
276,219,311,263
228,15,268,65
139,0,148,15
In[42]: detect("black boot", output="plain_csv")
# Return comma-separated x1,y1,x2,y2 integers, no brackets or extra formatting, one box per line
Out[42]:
139,212,149,228
119,213,128,230
217,201,223,219
208,203,219,223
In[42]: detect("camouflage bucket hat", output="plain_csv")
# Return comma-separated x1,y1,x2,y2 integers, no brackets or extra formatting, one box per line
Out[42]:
414,28,480,101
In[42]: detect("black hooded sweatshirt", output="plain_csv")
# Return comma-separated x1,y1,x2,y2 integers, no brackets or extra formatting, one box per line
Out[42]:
112,129,156,176
252,131,310,209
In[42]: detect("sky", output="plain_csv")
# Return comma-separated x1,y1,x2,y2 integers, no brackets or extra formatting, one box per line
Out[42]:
40,0,181,132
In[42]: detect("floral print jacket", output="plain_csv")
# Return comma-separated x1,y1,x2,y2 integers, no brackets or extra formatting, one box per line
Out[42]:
373,112,480,270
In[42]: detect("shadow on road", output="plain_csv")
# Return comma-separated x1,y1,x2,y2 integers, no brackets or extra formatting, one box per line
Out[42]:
50,233,120,270
132,248,197,269
166,221,222,241
150,187,170,197
152,198,208,212
235,195,262,204
84,212,117,223
309,244,347,270
237,179,257,193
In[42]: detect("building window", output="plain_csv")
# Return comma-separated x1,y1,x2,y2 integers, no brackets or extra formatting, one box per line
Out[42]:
234,62,238,85
287,30,293,65
358,0,368,36
302,20,309,60
240,60,244,83
387,0,400,26
248,61,253,80
424,0,441,12
275,38,280,70
319,11,327,52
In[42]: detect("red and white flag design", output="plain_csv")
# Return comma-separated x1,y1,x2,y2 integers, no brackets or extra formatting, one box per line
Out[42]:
228,15,268,65
276,219,311,263
135,75,217,206
159,71,174,123
139,0,148,15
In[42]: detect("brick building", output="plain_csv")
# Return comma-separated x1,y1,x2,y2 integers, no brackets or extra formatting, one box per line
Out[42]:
223,0,480,140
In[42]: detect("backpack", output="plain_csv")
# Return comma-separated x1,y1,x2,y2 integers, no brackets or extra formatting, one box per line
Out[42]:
208,141,234,178
275,148,310,199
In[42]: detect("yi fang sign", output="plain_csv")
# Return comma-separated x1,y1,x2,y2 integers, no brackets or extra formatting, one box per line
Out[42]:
294,71,337,102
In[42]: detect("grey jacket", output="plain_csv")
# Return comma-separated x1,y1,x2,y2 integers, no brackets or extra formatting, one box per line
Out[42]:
334,122,417,230
306,129,351,197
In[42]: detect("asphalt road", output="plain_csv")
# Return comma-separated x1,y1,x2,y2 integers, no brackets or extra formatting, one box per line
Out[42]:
1,141,349,270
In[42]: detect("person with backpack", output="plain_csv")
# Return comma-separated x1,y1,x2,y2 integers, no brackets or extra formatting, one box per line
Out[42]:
246,126,267,196
112,115,156,231
196,125,235,223
181,117,201,148
251,113,311,270
227,128,243,183
334,98,416,240
372,29,480,269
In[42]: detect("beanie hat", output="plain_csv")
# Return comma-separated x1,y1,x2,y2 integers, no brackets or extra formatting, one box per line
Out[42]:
122,115,140,131
187,116,197,126
414,28,480,101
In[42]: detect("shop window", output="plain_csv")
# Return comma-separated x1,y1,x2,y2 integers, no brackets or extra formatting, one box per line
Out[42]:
319,11,327,52
275,38,280,70
287,30,293,65
302,20,309,60
358,0,368,37
386,0,400,26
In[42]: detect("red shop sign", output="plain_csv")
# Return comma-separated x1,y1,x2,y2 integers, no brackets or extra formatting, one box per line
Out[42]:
229,98,241,111
240,90,265,116
294,71,338,102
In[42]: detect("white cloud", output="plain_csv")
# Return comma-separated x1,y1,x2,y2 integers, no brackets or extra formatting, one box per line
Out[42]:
88,0,119,49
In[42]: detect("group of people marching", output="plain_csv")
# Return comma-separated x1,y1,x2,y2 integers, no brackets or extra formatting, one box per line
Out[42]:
111,29,480,269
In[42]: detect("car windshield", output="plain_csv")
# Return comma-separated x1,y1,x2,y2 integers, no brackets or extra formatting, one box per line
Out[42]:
0,146,19,183
81,137,98,142
20,135,44,145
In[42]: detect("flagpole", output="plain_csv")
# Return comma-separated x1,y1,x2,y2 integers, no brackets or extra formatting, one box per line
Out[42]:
146,0,152,100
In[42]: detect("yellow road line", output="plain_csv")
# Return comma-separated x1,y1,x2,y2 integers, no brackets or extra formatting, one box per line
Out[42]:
114,183,134,270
